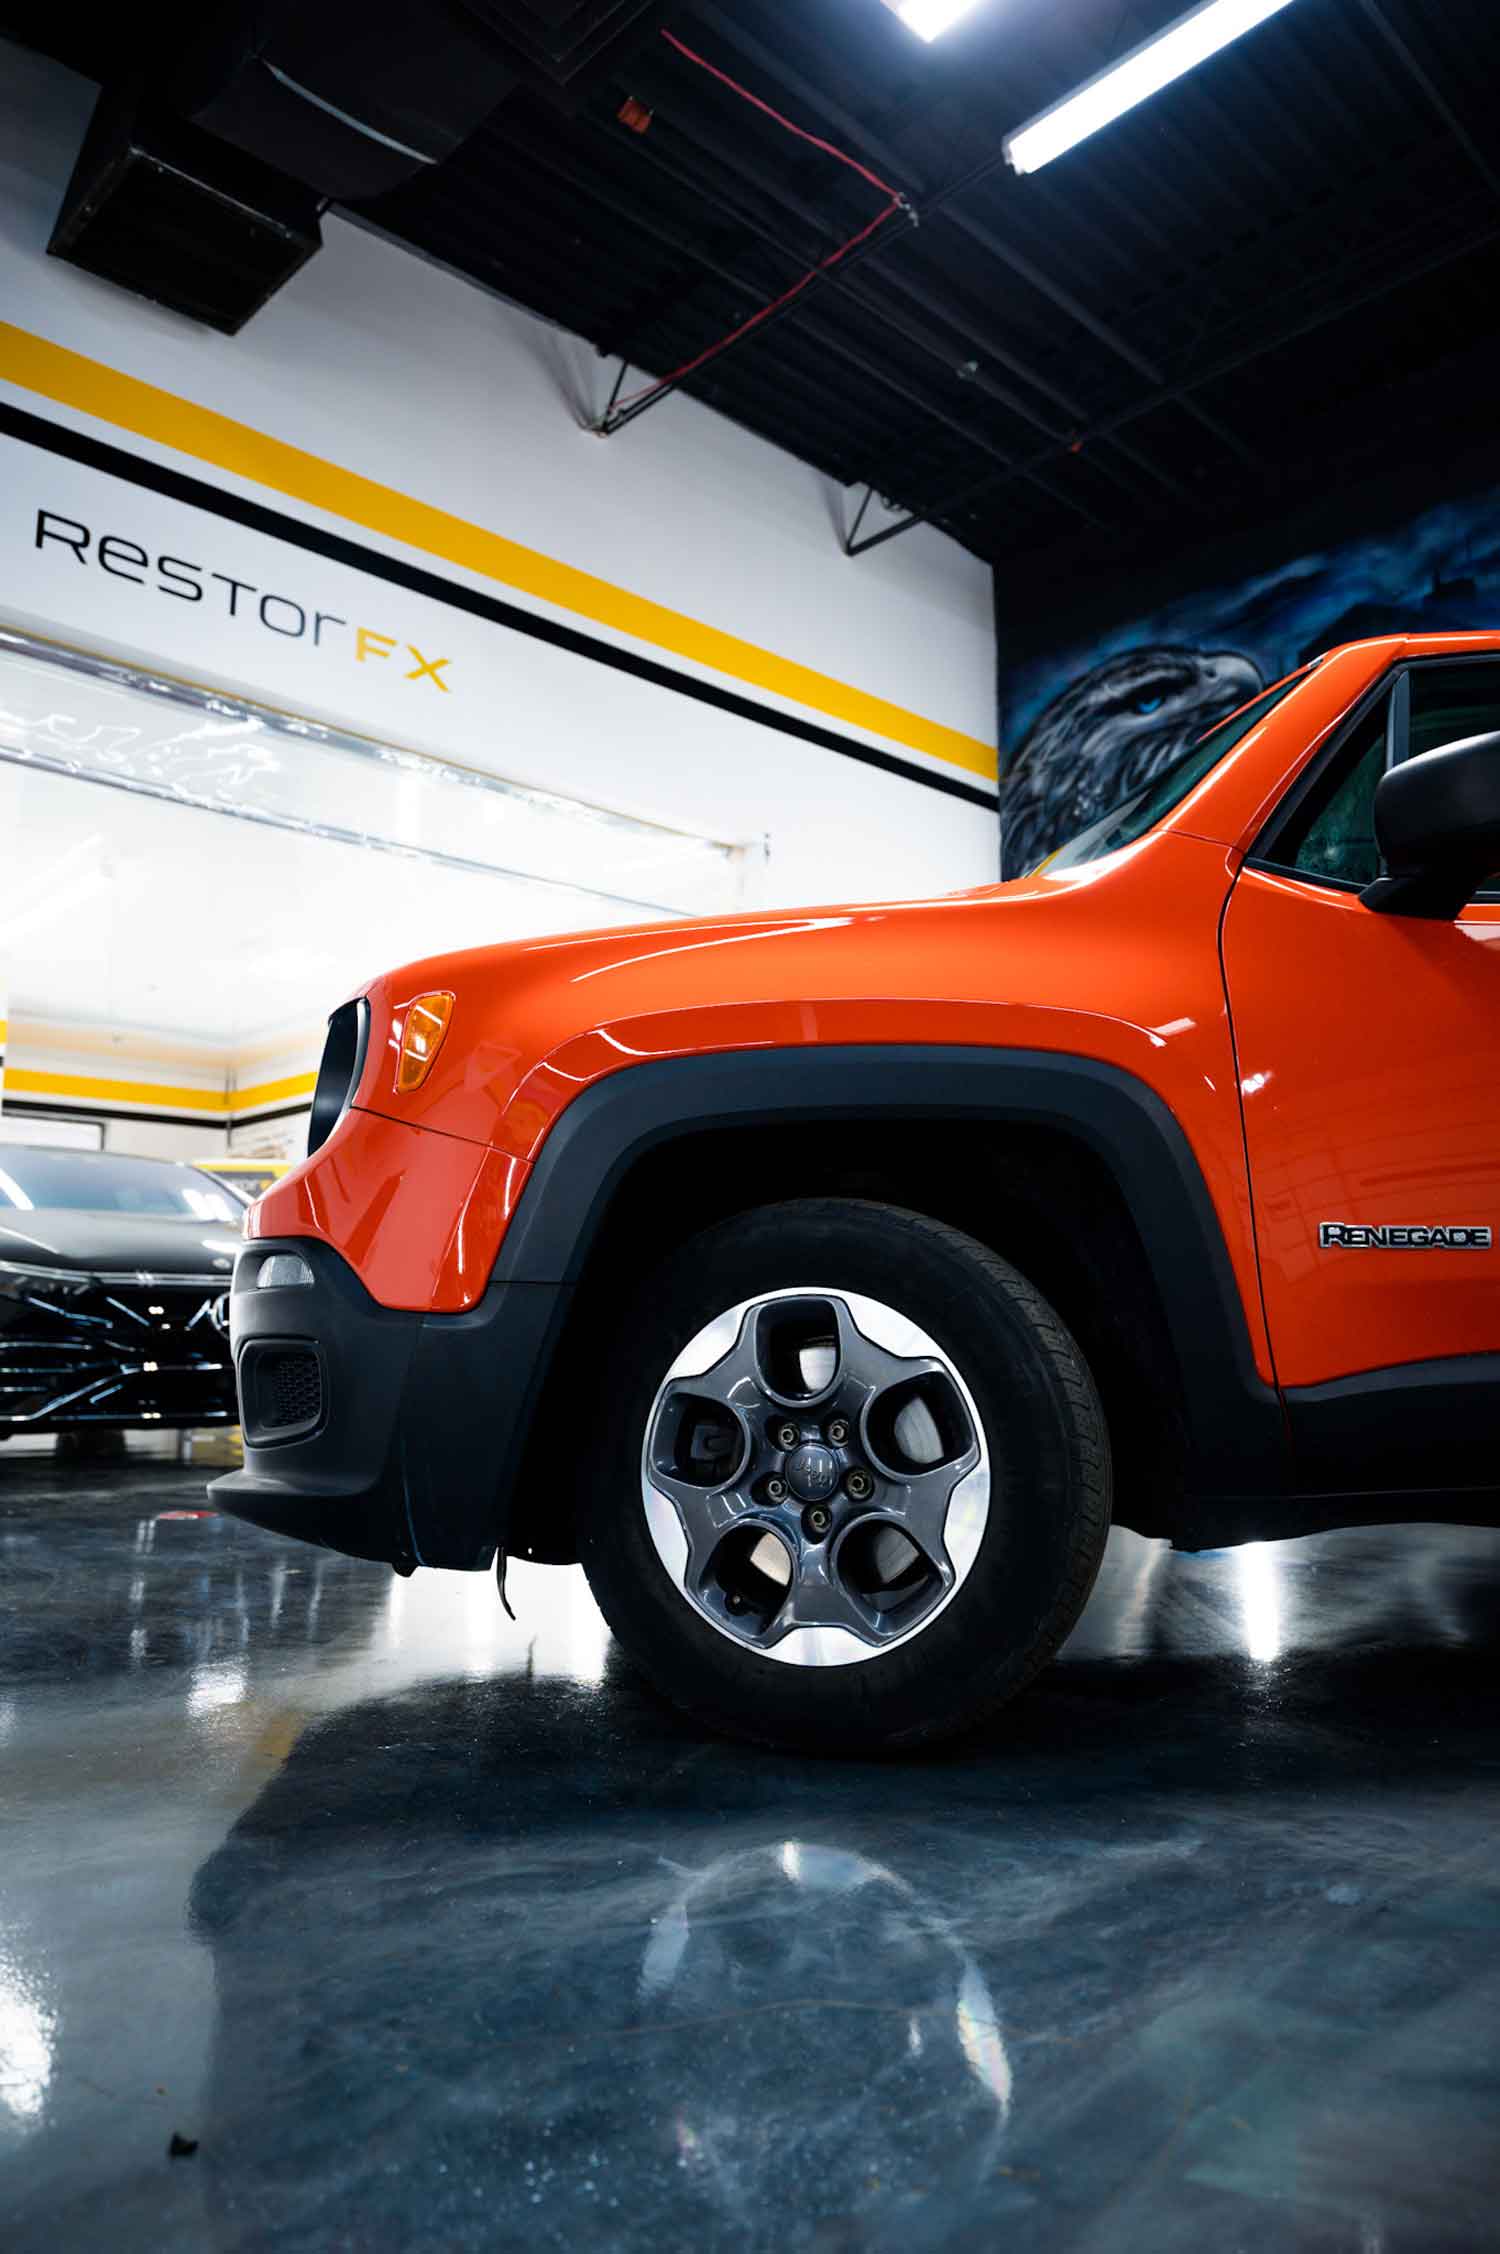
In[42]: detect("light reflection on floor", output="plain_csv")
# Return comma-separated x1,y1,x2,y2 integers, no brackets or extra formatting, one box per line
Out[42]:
2,1456,1499,2251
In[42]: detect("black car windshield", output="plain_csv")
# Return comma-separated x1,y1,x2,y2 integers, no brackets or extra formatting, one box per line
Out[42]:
1041,665,1315,873
0,1148,243,1224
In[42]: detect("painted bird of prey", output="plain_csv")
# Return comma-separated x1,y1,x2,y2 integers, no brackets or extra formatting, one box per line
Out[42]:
1001,645,1264,877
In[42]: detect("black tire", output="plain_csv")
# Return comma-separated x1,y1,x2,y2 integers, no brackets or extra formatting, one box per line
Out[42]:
578,1199,1111,1752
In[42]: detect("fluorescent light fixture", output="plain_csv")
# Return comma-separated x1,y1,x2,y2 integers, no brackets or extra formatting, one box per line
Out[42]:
881,0,987,42
1004,0,1299,174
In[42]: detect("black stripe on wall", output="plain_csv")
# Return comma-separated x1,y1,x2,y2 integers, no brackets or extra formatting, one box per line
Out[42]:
0,1095,312,1131
0,403,997,812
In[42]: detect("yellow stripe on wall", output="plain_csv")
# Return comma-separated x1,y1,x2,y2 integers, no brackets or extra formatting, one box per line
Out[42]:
231,1072,317,1114
0,324,998,784
4,1066,316,1117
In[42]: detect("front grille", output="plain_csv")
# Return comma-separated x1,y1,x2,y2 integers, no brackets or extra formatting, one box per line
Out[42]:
0,1276,236,1429
256,1347,323,1432
307,998,369,1155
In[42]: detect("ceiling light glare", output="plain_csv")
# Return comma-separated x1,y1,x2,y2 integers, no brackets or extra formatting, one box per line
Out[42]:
882,0,988,43
1004,0,1299,174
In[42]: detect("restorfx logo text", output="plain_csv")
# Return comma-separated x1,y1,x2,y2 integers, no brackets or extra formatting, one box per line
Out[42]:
34,510,451,692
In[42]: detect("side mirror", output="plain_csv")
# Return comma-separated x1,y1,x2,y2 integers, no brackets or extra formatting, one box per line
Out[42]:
1362,729,1500,918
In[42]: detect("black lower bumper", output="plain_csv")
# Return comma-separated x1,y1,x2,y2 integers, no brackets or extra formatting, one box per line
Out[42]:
210,1239,567,1571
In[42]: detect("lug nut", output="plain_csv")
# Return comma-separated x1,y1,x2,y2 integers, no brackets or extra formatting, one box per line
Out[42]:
826,1418,850,1446
845,1467,874,1501
774,1420,800,1450
725,1590,748,1614
766,1477,788,1502
804,1503,833,1538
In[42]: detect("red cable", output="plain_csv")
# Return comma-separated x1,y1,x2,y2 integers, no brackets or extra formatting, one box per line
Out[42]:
604,29,910,424
659,29,901,200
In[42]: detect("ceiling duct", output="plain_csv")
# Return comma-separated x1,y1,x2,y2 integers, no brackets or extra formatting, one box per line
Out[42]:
41,1,674,334
170,0,520,201
48,85,321,335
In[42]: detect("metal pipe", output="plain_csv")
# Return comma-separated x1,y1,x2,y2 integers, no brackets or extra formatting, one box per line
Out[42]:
595,99,1168,515
611,40,1235,501
528,124,1103,526
600,197,917,436
691,6,1257,469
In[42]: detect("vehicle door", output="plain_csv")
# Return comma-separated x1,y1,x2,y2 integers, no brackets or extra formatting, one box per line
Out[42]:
1220,656,1500,1494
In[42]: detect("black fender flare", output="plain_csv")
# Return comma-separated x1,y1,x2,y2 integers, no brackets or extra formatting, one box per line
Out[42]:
488,1045,1285,1502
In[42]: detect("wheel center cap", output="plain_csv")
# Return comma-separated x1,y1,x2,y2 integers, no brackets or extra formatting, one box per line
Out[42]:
785,1442,839,1502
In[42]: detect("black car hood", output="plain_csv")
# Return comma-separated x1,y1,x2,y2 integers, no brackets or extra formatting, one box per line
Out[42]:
0,1210,243,1279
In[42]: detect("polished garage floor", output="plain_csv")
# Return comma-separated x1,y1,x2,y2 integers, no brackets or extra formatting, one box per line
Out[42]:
2,1458,1499,2252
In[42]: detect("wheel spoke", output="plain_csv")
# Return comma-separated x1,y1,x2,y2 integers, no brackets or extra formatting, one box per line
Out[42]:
829,1297,943,1401
771,1543,882,1643
881,1449,983,1574
643,1468,745,1576
660,1324,762,1416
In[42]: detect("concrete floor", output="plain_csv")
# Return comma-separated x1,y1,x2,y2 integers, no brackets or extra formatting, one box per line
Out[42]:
2,1459,1499,2252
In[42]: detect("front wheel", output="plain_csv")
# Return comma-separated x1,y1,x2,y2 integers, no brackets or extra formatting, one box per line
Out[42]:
578,1199,1111,1752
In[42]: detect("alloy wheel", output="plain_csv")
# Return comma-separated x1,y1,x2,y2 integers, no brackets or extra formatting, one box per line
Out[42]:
640,1287,991,1667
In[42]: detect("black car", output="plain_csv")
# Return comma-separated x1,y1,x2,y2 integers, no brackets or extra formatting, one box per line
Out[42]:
0,1146,244,1436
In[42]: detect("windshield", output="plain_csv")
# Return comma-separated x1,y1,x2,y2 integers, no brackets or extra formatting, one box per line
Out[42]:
0,1148,243,1224
1041,665,1315,873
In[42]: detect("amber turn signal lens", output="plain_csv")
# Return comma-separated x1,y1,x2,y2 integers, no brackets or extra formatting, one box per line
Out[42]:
394,992,454,1093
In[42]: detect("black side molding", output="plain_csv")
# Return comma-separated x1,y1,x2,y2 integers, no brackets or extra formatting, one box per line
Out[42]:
1286,1354,1500,1495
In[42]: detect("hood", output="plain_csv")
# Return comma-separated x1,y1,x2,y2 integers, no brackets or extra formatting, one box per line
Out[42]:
0,1210,243,1279
349,881,1035,1152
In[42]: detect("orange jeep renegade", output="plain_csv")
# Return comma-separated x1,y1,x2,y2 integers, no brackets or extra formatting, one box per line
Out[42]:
214,634,1500,1750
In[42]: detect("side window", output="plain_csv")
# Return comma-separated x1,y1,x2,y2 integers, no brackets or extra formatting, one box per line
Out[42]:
1408,660,1500,760
1279,699,1389,886
1271,660,1500,891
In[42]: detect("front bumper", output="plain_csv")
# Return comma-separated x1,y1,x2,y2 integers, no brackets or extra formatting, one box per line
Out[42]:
209,1238,566,1570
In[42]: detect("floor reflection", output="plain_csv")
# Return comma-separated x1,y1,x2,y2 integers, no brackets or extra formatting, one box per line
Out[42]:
3,1461,1500,2250
190,1749,1019,2246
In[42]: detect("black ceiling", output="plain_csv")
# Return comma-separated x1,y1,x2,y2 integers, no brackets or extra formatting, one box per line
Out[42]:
9,0,1500,613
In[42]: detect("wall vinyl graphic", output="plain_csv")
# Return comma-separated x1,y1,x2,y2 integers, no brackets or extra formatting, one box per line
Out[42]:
999,482,1500,876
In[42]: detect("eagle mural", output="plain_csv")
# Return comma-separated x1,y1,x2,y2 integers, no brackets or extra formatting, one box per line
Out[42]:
1000,645,1263,877
998,481,1500,882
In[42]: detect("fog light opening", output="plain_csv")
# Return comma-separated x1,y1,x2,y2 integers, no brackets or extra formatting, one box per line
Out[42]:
257,1252,314,1290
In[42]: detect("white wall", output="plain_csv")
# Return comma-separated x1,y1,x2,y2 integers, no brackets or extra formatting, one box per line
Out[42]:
101,1118,226,1162
0,41,992,888
0,39,999,919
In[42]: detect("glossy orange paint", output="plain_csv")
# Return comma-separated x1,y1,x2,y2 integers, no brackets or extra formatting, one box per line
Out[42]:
259,632,1500,1387
249,1106,527,1313
1222,867,1500,1384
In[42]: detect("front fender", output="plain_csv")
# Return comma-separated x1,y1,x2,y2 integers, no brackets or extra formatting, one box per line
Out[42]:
492,1044,1284,1502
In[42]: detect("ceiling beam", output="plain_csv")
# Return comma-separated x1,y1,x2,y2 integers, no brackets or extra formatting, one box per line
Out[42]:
850,199,1500,554
599,57,1200,517
685,6,1262,473
505,123,1111,531
1352,0,1500,205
